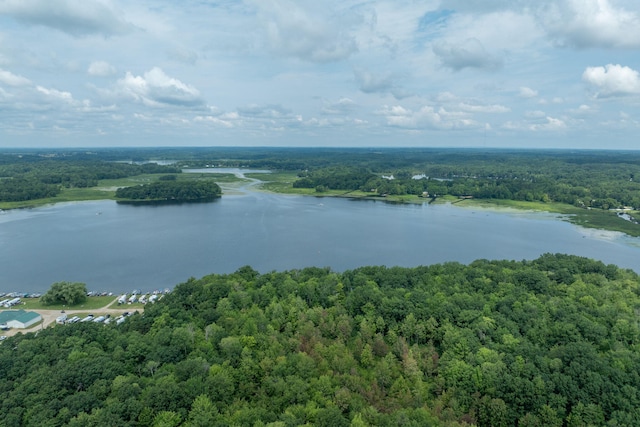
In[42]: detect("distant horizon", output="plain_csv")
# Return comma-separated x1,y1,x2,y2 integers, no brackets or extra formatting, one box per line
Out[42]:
1,145,640,153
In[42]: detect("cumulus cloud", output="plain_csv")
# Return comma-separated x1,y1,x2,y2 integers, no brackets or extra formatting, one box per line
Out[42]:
541,0,640,48
519,86,538,98
36,85,74,103
353,69,411,99
251,0,358,62
503,116,567,131
322,97,357,115
88,61,116,77
379,104,479,130
532,116,567,130
0,0,134,37
433,38,502,71
354,69,393,94
116,67,203,107
0,68,31,86
583,64,640,98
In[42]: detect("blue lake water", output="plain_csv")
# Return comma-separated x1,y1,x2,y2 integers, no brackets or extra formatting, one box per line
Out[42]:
1,189,639,294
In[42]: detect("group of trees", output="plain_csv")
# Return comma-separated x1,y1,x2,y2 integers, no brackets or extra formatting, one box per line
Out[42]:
0,152,180,202
1,254,640,425
294,162,640,210
0,177,60,202
115,181,221,203
40,282,88,306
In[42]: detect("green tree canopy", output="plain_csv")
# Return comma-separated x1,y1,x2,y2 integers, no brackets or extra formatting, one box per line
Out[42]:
40,281,88,306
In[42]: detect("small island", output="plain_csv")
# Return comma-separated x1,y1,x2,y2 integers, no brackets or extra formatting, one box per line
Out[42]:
115,179,221,204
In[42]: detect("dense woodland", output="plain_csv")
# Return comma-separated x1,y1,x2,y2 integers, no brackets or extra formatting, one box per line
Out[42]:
115,180,221,203
2,254,640,426
292,161,640,210
0,152,179,202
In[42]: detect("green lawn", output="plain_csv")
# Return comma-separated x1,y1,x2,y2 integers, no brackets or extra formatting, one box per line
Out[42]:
13,296,117,311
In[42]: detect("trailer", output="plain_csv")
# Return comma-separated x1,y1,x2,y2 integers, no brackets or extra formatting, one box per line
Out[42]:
80,315,94,323
4,297,20,308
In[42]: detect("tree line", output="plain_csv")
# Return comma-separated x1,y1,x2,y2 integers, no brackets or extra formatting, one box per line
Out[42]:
115,180,221,202
1,254,639,426
0,153,180,202
293,161,640,209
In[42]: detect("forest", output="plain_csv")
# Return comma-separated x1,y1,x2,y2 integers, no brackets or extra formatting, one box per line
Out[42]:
0,152,179,202
290,158,640,211
1,254,639,426
115,180,222,203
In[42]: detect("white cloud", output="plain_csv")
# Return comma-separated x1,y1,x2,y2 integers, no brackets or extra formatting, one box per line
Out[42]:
0,68,31,86
0,0,134,37
379,104,479,130
36,85,73,103
250,0,359,62
116,67,204,107
525,110,546,118
519,87,538,98
503,115,567,131
322,97,357,115
433,38,502,71
88,61,116,77
458,102,510,113
532,116,567,130
541,0,640,48
194,115,235,128
354,69,393,93
352,68,410,99
583,64,640,98
237,104,291,118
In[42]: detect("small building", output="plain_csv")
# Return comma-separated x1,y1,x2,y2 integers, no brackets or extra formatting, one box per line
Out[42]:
0,310,42,329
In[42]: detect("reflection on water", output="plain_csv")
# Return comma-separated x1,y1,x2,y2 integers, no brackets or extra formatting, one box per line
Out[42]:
1,189,639,293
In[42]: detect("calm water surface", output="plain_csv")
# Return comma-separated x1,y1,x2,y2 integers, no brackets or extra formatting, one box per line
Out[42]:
1,189,639,293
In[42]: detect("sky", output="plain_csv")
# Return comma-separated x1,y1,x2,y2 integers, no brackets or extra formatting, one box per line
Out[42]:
1,0,640,149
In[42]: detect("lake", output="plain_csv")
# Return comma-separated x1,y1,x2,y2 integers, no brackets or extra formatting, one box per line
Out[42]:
1,184,639,294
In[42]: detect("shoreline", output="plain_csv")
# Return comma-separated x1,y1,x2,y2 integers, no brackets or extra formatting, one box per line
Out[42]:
3,173,639,238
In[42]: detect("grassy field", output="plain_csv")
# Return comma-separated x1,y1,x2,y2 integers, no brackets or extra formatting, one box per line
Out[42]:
1,296,149,313
11,296,117,311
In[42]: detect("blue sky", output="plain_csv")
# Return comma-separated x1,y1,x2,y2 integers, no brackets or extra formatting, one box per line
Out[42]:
1,0,640,149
